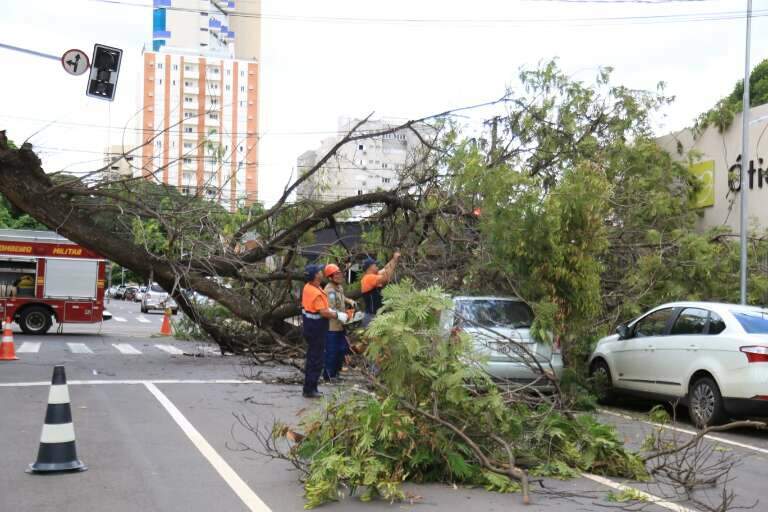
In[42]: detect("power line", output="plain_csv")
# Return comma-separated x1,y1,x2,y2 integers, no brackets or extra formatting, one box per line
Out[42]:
88,0,768,27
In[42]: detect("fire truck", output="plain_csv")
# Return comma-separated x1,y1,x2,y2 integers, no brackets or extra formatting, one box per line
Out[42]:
0,229,110,334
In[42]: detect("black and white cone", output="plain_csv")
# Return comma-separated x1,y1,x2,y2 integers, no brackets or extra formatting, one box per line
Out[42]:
28,366,87,473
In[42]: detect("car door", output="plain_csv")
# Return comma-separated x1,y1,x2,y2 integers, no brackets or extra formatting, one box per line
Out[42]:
647,307,709,397
612,307,675,392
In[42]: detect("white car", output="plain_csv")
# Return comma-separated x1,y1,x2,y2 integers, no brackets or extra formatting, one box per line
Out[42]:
590,302,768,427
140,283,178,314
442,296,563,383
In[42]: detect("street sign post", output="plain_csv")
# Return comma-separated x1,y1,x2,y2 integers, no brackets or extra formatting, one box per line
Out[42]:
60,49,90,76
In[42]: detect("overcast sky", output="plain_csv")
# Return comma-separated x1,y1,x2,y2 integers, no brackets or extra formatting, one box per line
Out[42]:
1,0,766,204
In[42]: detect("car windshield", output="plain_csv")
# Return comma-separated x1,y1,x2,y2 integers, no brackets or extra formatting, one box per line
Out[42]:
150,284,165,293
455,299,534,329
733,310,768,334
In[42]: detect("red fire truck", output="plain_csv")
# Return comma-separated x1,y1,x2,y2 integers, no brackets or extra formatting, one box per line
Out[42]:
0,229,110,334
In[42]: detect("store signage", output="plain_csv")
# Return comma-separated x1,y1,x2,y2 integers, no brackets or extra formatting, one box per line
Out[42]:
728,155,767,192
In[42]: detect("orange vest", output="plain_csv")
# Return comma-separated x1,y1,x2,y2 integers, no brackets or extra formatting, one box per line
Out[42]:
302,283,329,313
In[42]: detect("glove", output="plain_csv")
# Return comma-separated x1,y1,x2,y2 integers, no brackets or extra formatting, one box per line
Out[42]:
336,311,349,323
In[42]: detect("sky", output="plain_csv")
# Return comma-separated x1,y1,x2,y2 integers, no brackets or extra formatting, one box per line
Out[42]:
0,0,766,204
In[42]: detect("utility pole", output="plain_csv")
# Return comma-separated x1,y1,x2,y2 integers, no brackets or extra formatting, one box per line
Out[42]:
740,0,753,305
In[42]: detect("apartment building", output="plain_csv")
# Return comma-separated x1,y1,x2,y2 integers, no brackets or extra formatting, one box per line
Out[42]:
296,118,428,214
102,144,135,181
140,0,259,210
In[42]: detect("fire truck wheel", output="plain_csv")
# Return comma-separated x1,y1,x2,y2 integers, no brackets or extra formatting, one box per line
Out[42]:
19,306,53,335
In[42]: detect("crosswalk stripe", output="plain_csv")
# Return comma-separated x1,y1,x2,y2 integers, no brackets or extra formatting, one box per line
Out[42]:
113,316,127,322
112,343,142,355
136,316,151,324
155,344,184,355
67,343,93,354
17,342,41,353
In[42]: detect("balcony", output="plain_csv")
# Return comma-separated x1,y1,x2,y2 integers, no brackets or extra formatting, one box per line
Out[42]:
183,69,199,80
184,85,198,95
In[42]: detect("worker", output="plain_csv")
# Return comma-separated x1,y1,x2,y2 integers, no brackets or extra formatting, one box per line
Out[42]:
301,264,348,398
360,251,401,327
323,263,356,382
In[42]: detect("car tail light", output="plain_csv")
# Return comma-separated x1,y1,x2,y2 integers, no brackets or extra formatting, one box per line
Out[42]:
740,346,768,363
751,395,768,401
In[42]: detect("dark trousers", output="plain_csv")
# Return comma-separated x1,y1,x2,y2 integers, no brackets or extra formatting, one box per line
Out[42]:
303,316,328,394
323,331,348,379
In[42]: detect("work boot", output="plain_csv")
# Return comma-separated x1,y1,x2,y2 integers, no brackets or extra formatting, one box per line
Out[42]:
302,390,323,399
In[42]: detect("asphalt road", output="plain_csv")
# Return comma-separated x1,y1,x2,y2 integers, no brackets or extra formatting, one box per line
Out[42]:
1,306,766,511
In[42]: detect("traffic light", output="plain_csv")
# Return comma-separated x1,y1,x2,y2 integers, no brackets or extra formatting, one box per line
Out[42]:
86,44,122,101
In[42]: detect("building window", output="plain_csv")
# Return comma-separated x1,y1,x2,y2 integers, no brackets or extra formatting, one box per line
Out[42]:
357,144,364,150
183,157,192,164
173,64,178,71
155,140,161,148
227,69,231,76
239,100,243,107
184,81,192,87
172,80,176,86
210,98,218,105
185,65,192,72
382,163,388,169
184,96,193,103
240,70,244,77
157,63,163,70
225,84,230,91
184,111,193,118
184,142,193,149
184,127,193,133
212,67,219,74
239,145,243,153
158,78,162,85
357,190,363,196
209,112,218,120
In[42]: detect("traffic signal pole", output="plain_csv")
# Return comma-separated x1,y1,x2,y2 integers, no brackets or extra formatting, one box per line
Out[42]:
740,0,752,305
0,42,59,61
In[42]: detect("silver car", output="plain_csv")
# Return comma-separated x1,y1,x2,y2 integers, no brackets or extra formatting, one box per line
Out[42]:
441,296,563,383
140,283,178,314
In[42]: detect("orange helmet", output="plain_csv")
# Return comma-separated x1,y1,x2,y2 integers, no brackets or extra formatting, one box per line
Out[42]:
324,263,341,277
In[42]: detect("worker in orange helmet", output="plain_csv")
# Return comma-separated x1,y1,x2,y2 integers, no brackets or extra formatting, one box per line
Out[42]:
301,264,348,398
360,251,401,328
323,263,356,382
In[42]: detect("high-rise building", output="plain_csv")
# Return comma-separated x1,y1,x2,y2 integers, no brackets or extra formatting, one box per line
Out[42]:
140,0,259,210
103,145,135,181
296,118,429,216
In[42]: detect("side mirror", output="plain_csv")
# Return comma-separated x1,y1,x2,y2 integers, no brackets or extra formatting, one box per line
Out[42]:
616,324,630,340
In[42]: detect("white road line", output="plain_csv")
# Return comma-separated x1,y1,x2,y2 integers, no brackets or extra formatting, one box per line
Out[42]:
67,343,93,354
599,408,768,456
144,382,272,512
0,379,263,387
112,343,142,355
113,316,127,322
582,473,694,512
16,342,41,353
155,344,184,355
136,315,151,324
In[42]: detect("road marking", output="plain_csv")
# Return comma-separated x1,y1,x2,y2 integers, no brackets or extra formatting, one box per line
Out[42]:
582,473,694,512
599,408,768,456
0,379,263,387
67,343,93,354
144,382,272,512
136,315,151,324
155,344,184,355
112,343,142,355
17,342,41,353
113,316,127,322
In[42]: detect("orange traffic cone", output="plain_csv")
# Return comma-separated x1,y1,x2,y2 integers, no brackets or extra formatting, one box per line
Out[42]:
159,308,172,336
0,317,18,361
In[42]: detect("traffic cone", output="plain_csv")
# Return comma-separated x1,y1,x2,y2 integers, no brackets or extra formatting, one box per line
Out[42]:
0,317,18,361
159,307,172,336
29,366,87,473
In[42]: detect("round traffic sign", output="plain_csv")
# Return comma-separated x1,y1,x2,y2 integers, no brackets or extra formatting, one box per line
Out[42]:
61,49,90,76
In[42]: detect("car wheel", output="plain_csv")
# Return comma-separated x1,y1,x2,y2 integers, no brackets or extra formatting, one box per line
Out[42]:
140,305,147,314
689,377,727,428
590,359,615,404
19,306,53,335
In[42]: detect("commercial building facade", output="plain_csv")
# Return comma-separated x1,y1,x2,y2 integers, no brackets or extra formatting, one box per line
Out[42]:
140,0,259,209
658,103,768,233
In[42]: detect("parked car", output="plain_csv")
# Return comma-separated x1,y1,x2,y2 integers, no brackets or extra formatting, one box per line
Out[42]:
441,296,563,383
113,285,127,299
141,283,178,314
133,286,147,302
106,286,119,298
590,302,768,428
123,286,139,302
